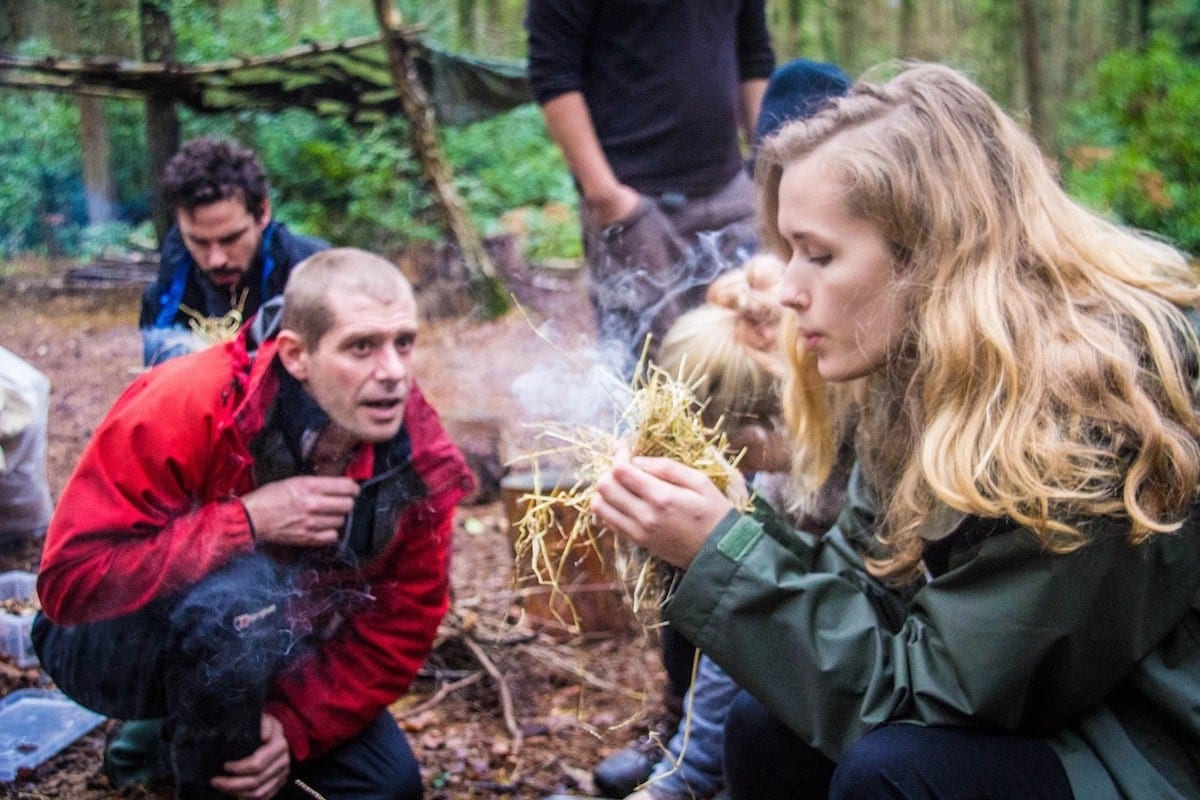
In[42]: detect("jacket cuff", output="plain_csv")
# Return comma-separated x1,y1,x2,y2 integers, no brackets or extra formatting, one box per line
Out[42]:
264,699,311,762
664,511,760,646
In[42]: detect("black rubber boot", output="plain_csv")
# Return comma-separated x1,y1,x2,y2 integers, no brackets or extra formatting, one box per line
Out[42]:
103,719,168,789
592,694,684,798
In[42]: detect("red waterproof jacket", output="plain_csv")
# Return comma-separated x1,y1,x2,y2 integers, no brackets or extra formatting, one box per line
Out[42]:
38,329,472,760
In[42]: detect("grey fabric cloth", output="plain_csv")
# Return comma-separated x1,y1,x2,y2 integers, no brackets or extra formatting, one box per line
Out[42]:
581,171,757,375
0,347,52,541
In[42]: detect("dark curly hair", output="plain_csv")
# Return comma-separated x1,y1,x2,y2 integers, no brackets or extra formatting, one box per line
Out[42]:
161,136,269,219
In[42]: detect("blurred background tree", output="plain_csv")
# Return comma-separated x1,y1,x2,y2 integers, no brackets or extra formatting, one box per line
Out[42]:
0,0,1196,266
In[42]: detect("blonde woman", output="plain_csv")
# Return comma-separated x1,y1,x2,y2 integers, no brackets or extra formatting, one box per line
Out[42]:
592,63,1200,800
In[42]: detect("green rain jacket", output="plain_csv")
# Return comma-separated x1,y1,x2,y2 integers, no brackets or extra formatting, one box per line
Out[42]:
666,464,1200,798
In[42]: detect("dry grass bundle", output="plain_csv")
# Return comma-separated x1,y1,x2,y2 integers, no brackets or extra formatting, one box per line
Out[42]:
179,288,248,346
511,352,747,632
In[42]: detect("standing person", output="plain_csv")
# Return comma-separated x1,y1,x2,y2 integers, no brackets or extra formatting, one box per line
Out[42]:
36,248,472,800
140,135,329,366
591,63,1200,800
525,0,775,377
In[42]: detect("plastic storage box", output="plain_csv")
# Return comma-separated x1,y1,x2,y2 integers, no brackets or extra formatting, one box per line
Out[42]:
0,688,105,781
0,571,38,668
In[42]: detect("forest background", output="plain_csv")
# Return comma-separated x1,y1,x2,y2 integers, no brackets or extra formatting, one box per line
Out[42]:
0,0,1198,272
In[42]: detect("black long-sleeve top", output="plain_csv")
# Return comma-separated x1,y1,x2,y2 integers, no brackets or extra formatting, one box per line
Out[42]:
526,0,775,197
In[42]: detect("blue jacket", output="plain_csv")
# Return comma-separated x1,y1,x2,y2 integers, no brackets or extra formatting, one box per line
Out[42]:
138,221,329,366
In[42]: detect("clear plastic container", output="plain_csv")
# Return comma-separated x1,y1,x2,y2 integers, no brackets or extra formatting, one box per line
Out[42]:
0,571,38,667
0,688,105,781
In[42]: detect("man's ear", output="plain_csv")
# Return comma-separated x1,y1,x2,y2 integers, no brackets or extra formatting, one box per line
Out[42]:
275,330,308,382
255,197,273,227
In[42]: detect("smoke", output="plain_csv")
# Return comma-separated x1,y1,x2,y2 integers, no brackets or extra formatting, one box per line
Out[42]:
510,354,623,427
164,551,376,795
506,225,752,464
141,325,208,366
595,226,754,378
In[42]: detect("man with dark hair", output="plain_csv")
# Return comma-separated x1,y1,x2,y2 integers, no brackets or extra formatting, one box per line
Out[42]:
139,136,329,366
37,248,472,800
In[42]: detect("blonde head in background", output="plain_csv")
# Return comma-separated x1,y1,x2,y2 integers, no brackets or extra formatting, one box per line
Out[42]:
656,255,786,434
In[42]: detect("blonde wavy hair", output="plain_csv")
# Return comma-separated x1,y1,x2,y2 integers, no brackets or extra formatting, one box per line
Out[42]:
758,63,1200,581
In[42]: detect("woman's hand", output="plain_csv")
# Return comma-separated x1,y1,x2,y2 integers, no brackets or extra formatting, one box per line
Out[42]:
591,454,735,568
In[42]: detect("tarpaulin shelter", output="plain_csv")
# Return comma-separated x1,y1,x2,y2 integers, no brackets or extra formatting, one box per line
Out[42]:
0,26,534,315
0,33,531,127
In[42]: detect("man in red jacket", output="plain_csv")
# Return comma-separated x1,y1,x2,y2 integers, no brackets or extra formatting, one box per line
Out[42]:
34,248,473,800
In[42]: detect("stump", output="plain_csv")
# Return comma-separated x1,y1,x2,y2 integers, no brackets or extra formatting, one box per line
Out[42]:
500,469,636,639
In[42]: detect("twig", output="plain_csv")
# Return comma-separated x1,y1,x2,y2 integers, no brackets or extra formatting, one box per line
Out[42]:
292,778,328,799
528,645,646,700
396,671,485,719
461,635,524,753
510,352,747,630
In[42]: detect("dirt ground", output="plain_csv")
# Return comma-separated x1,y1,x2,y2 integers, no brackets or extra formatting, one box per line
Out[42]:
0,263,665,800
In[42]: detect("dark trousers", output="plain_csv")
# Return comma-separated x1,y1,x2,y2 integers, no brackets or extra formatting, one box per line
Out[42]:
33,553,420,800
660,623,698,705
723,690,1075,800
283,710,422,800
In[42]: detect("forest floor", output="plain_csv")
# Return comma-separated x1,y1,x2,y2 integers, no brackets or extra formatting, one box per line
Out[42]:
0,257,666,800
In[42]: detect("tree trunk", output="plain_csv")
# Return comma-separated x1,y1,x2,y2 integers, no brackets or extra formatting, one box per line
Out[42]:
898,0,918,59
835,0,858,73
1137,0,1152,50
786,0,807,54
72,1,135,227
1017,0,1048,149
140,0,181,243
79,97,117,223
456,0,476,50
372,0,507,317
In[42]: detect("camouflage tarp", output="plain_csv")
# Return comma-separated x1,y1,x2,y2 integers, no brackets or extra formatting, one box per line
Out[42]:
0,33,532,126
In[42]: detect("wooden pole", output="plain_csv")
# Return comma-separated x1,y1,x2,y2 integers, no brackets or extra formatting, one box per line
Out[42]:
140,0,182,244
372,0,508,318
1017,0,1048,150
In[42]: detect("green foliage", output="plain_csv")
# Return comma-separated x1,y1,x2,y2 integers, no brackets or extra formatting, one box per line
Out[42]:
0,2,583,263
170,0,362,60
0,92,83,256
177,109,437,251
77,220,157,259
520,206,583,261
173,103,581,261
0,89,150,258
1061,37,1200,255
1155,0,1200,57
442,104,580,258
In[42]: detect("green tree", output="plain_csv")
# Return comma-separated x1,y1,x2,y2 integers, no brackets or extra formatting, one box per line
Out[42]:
1062,36,1200,254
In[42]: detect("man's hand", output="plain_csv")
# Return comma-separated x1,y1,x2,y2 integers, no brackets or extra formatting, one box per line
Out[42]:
727,424,792,475
586,182,641,229
240,476,359,548
539,91,640,229
210,713,291,799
